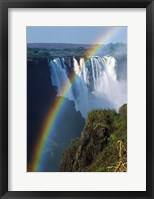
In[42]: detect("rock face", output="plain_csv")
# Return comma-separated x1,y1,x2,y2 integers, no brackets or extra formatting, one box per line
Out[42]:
27,58,56,164
27,58,85,171
60,104,127,172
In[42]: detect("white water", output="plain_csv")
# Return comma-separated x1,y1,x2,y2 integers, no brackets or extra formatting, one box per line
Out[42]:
49,56,127,118
49,58,74,101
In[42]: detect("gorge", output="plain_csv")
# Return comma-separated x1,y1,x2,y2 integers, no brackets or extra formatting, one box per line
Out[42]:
27,43,127,172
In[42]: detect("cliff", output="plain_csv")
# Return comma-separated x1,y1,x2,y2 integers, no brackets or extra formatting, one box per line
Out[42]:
60,104,127,172
27,58,85,171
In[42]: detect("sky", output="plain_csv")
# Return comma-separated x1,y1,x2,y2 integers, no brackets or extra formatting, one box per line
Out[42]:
27,26,127,44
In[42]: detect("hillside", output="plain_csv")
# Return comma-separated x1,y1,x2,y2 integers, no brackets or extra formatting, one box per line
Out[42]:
60,104,127,172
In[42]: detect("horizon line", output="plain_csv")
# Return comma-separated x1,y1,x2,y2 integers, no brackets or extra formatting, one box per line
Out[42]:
27,42,127,45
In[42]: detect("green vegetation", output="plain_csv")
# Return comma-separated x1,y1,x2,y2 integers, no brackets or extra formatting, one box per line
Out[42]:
27,47,87,60
60,104,127,172
27,48,51,60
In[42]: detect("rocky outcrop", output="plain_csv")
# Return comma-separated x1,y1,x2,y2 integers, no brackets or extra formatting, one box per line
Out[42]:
27,58,56,164
27,58,85,171
60,104,127,172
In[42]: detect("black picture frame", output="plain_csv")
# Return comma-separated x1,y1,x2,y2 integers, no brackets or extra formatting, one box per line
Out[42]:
0,0,153,198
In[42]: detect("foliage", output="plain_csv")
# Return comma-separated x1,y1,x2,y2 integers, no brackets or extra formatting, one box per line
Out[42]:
27,47,87,59
60,104,127,172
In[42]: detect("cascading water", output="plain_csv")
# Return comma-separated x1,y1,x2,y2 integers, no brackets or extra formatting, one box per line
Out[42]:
49,55,127,118
49,58,74,101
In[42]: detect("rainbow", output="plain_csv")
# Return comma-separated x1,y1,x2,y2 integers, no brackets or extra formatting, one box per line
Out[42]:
30,26,122,171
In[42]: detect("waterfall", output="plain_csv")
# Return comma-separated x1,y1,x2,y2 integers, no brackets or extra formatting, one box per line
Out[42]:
49,55,127,118
49,58,74,101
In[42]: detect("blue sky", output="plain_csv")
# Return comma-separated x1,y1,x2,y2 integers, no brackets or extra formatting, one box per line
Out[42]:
27,26,127,44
